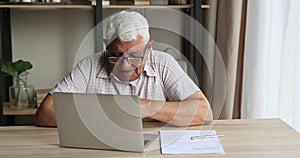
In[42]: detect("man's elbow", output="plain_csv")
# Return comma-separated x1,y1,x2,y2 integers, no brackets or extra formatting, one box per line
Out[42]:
34,117,57,127
191,114,213,126
192,103,213,126
34,105,57,127
34,115,45,127
202,103,213,124
202,109,213,125
35,112,57,127
34,94,57,127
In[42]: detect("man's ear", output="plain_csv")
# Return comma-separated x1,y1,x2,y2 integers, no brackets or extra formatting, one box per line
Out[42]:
145,40,154,56
142,40,154,63
148,40,154,49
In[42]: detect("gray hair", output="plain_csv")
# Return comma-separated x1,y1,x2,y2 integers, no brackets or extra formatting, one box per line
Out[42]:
104,11,150,46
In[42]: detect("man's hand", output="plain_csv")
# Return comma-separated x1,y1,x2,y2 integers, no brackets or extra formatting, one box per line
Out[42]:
140,99,163,118
139,92,213,126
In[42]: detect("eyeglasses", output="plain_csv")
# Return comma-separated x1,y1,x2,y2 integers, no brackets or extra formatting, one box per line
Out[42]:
106,42,150,66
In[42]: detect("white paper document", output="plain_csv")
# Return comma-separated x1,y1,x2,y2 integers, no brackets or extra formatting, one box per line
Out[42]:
160,130,225,154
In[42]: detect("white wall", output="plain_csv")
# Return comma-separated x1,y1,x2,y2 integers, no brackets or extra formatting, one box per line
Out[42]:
11,8,183,90
11,9,94,89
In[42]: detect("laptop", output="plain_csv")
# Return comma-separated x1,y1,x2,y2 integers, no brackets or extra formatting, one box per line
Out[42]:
53,92,158,152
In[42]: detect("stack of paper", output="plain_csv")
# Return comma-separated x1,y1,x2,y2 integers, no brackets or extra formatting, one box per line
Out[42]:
160,130,225,154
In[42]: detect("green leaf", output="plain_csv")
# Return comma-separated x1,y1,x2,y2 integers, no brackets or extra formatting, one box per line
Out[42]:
13,60,33,75
0,60,17,76
1,59,33,76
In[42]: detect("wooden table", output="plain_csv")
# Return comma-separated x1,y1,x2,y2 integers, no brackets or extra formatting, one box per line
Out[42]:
0,118,300,157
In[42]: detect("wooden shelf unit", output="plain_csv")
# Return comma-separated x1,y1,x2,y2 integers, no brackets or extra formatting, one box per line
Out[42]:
2,89,49,116
0,4,92,9
0,0,208,123
0,4,209,9
3,102,36,115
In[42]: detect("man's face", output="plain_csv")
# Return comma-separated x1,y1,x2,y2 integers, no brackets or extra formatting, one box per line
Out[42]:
106,36,152,82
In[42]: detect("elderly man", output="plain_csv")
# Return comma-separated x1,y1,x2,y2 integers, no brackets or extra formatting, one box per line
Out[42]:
35,11,213,127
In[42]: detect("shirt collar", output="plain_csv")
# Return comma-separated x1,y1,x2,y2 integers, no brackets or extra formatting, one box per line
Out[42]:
97,67,111,79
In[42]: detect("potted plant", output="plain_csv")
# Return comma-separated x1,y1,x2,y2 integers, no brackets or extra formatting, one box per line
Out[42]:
1,59,36,108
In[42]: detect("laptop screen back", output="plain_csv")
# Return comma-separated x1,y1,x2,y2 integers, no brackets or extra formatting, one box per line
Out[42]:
53,92,145,152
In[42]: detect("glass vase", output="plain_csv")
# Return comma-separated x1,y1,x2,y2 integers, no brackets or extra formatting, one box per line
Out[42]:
9,72,37,108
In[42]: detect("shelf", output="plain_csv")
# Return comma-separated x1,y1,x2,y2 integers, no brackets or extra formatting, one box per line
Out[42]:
3,102,36,115
2,89,49,116
0,3,210,9
0,2,91,9
103,4,194,9
0,4,92,9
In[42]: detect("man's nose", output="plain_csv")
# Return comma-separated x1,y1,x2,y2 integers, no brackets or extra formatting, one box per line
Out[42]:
118,58,132,70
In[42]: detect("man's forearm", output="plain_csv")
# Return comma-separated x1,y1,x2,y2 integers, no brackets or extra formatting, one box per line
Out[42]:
141,96,213,126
